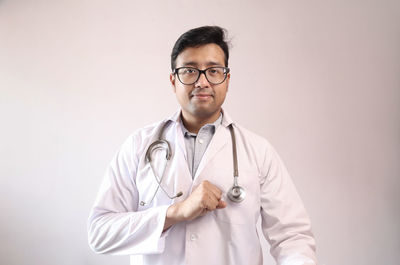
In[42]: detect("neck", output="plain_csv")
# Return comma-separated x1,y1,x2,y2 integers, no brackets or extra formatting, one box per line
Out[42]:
181,110,221,134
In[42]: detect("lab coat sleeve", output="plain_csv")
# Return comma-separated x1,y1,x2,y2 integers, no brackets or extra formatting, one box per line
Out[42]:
87,135,170,255
259,143,318,265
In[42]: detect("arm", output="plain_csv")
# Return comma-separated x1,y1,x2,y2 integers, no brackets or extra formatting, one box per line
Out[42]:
87,136,169,255
87,136,227,254
260,144,318,265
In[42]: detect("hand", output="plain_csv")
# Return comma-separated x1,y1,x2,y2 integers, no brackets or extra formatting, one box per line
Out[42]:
164,180,227,230
176,180,227,220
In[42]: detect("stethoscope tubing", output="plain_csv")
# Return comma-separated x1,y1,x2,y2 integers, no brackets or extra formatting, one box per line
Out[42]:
140,120,245,206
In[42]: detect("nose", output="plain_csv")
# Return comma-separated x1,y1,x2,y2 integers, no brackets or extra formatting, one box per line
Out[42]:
195,71,210,87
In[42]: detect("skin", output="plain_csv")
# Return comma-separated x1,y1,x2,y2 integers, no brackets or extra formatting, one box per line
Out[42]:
170,43,230,134
163,43,230,231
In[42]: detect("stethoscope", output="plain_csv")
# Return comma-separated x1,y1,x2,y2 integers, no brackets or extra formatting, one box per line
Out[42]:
140,121,246,206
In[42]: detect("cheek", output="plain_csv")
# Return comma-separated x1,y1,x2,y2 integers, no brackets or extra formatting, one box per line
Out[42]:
176,87,189,102
216,87,228,100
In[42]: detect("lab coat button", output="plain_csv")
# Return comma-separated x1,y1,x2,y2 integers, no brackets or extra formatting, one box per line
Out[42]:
198,139,204,144
190,234,197,241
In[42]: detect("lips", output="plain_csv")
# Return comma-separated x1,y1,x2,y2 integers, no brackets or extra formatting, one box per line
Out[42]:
192,93,213,99
190,89,214,100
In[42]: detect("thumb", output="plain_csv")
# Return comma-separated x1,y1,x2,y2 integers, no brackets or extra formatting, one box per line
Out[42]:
216,200,227,209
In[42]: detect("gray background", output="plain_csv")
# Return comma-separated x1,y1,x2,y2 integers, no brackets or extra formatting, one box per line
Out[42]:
1,0,399,264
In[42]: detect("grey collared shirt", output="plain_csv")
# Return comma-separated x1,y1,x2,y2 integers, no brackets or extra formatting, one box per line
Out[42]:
181,114,222,178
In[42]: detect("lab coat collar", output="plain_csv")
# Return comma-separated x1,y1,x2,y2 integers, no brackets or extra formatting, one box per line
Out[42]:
220,109,234,127
166,108,235,182
167,108,234,128
193,116,231,181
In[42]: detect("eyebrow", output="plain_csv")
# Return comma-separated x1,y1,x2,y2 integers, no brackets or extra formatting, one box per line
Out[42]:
181,61,223,67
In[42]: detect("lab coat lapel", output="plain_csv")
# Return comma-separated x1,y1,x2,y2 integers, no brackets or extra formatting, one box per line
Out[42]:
174,122,188,162
193,125,230,181
171,120,192,185
167,110,188,162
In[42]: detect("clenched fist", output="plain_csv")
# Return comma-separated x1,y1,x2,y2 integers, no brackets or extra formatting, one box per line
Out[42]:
164,180,227,231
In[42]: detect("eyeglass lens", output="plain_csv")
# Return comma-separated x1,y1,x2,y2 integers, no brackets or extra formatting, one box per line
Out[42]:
177,67,227,85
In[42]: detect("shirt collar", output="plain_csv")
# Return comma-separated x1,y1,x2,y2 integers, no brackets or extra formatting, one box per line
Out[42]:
180,112,223,137
168,108,234,128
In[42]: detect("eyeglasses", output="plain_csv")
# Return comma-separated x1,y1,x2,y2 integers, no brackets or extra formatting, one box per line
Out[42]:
173,66,230,85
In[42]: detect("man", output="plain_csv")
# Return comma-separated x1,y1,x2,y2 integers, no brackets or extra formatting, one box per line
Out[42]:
88,26,317,265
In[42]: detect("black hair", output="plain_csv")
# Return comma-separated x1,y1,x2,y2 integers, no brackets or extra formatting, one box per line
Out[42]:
170,26,230,70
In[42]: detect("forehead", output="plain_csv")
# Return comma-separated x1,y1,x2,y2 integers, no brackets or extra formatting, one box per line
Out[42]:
175,43,225,67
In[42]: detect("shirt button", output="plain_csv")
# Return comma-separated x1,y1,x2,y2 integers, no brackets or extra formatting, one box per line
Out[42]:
190,234,198,241
198,139,204,144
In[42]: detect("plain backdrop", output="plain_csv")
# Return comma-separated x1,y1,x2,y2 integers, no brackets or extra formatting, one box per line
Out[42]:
1,0,399,265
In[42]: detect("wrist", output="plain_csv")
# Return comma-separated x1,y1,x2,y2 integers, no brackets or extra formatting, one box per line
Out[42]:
167,202,184,222
164,202,184,231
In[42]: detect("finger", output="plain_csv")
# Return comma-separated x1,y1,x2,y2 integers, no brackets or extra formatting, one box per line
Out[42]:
196,181,220,204
205,198,226,212
203,194,218,211
199,208,208,216
216,200,227,209
203,181,223,201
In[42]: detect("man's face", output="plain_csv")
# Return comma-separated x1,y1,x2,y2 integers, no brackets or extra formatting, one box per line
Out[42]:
170,43,230,121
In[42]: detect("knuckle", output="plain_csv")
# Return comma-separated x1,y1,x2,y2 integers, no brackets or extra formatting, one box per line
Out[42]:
201,193,208,202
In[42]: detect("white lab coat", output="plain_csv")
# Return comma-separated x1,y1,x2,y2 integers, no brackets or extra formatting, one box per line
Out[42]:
88,110,317,265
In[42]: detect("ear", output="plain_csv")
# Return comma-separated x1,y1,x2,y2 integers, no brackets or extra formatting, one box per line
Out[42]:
170,73,176,92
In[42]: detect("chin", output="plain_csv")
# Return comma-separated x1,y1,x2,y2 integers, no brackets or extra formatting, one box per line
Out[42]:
191,108,219,119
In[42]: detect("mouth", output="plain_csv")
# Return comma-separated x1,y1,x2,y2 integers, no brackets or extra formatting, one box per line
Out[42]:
191,91,214,100
193,94,212,99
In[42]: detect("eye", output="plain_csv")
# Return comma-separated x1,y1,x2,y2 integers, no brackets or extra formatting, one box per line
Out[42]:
181,68,197,75
207,68,222,75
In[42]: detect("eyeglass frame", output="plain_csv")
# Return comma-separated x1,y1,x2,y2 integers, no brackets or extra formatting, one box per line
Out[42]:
172,66,230,85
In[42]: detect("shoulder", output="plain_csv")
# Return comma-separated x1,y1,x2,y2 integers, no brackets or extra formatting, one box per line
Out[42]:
222,110,272,150
122,119,168,151
125,110,181,145
231,122,282,176
233,122,272,150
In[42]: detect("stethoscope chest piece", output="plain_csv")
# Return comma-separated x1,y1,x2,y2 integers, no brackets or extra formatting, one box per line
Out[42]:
142,121,247,206
226,124,246,203
227,184,246,203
